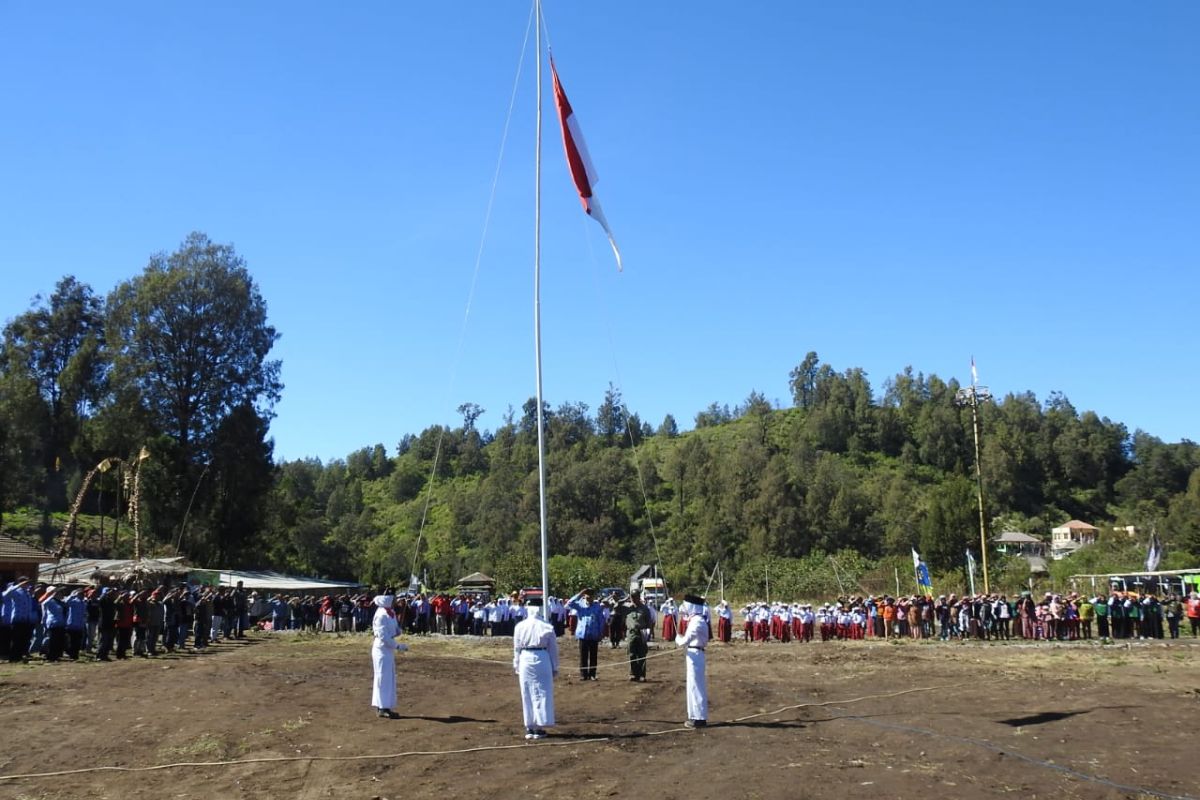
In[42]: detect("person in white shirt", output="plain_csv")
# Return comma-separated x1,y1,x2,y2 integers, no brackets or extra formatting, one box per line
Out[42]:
715,600,733,643
370,591,408,719
675,594,711,729
512,596,559,740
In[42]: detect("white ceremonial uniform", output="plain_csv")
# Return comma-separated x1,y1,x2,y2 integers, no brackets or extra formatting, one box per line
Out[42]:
675,602,710,724
512,605,559,732
371,596,406,712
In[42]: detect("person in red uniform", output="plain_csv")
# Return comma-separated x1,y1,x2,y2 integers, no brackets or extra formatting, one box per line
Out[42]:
661,598,677,640
715,600,732,644
1186,592,1200,637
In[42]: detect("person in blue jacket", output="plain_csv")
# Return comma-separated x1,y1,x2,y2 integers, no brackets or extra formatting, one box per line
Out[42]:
65,589,88,660
566,588,605,681
2,577,37,662
41,587,69,662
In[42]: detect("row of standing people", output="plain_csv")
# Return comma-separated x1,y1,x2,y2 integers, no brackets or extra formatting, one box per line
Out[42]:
0,577,257,662
730,591,1200,643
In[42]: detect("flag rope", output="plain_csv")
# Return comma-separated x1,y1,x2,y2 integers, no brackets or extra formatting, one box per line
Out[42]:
408,2,537,584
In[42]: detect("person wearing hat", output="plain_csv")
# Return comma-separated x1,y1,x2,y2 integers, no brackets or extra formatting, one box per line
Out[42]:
65,589,88,659
715,600,733,644
2,577,37,662
512,594,558,739
371,589,408,719
566,588,605,680
675,594,710,729
40,587,68,661
624,591,652,682
660,597,678,641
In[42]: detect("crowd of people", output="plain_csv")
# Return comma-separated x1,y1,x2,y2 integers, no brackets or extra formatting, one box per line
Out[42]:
0,576,404,663
734,590,1200,643
8,571,1200,667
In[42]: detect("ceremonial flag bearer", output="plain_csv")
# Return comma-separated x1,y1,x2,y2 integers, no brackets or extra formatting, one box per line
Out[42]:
513,595,559,740
675,594,710,728
371,590,408,719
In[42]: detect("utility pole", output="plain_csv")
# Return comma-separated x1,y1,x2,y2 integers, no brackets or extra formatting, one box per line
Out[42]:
955,358,993,594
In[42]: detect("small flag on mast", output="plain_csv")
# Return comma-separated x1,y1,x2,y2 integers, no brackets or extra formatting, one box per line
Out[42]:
912,547,933,595
550,57,623,271
971,356,978,386
1145,532,1162,572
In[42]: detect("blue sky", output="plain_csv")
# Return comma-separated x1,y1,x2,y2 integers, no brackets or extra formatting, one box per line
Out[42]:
2,2,1197,462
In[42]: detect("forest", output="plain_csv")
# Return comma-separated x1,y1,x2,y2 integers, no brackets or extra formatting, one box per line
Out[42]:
3,233,1199,598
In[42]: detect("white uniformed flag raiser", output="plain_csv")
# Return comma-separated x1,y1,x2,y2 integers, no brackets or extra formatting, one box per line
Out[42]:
551,57,623,271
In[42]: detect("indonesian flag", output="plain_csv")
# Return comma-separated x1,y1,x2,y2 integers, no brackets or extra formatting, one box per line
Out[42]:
551,58,623,271
971,356,978,386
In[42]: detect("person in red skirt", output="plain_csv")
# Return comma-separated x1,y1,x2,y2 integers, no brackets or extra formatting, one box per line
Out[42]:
715,600,732,643
661,598,678,640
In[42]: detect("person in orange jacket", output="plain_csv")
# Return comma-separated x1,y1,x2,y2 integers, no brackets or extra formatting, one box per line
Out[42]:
1186,592,1200,637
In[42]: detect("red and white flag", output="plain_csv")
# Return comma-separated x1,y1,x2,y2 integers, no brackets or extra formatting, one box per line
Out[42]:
971,356,978,385
551,58,623,271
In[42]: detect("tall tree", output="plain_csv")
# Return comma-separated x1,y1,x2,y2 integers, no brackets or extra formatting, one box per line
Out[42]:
596,384,627,447
201,403,276,566
789,351,820,410
0,276,106,511
105,233,282,465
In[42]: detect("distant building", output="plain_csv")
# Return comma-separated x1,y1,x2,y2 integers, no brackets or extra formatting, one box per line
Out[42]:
1050,520,1099,560
0,533,57,585
992,531,1049,574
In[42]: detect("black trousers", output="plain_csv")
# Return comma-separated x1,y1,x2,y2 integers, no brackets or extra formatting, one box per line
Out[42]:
628,637,647,679
66,629,85,659
7,623,32,662
44,627,67,661
578,638,599,679
97,626,115,658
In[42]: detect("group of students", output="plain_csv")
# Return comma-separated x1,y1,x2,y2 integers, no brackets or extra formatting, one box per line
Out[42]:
732,590,1200,643
0,576,410,664
0,575,257,662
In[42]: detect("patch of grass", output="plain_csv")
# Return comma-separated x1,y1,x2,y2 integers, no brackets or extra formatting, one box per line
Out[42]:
281,715,310,732
157,733,235,762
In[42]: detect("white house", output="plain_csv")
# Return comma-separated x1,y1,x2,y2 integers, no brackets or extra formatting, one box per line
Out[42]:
1050,520,1099,560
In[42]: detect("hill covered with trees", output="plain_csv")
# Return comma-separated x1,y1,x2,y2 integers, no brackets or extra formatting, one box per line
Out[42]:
3,234,1199,595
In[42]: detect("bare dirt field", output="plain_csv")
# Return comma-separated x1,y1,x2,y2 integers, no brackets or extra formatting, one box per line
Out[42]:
2,631,1198,800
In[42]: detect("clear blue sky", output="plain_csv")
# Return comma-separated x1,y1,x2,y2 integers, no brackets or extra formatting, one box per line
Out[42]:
3,2,1197,462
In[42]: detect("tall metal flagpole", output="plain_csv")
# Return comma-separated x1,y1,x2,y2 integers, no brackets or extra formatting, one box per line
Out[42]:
533,0,551,604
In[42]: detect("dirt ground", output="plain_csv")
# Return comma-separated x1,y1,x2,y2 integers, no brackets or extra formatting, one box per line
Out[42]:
1,631,1198,800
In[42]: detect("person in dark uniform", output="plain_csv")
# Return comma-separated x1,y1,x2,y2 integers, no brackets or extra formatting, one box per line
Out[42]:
624,591,652,682
607,595,627,649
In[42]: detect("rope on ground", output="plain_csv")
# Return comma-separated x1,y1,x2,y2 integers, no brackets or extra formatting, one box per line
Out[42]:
0,683,948,783
3,682,1192,800
726,682,972,723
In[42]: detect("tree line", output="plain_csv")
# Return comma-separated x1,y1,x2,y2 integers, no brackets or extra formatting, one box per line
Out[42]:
2,233,1198,595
